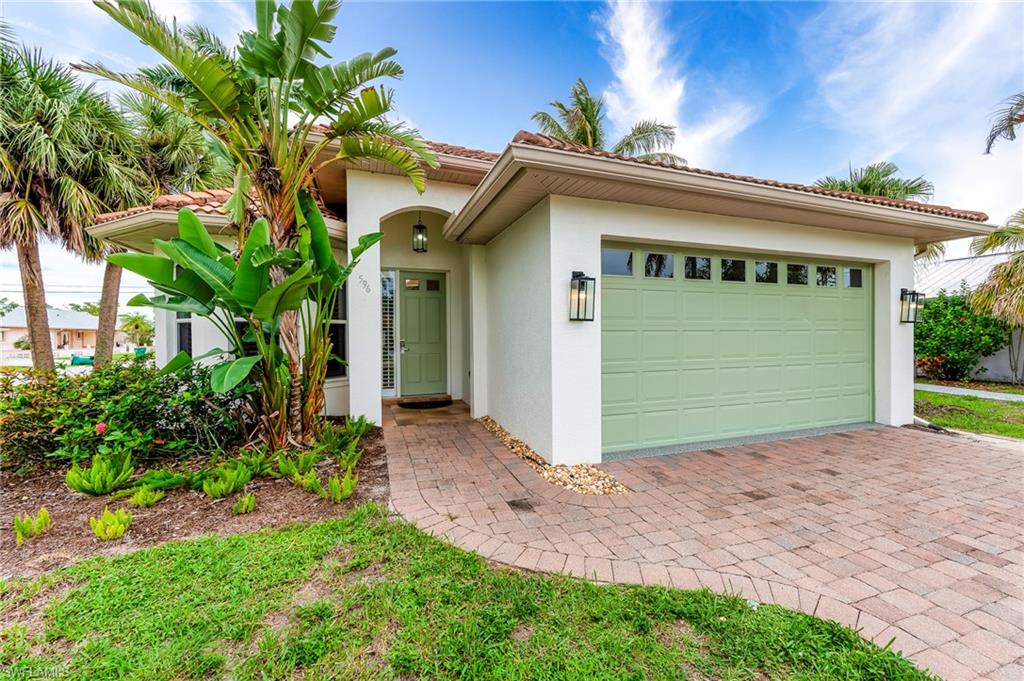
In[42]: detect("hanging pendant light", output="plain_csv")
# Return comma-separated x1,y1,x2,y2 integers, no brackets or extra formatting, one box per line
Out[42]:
412,212,428,253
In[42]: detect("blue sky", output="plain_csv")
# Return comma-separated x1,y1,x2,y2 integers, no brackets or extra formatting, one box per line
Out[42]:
1,0,1022,308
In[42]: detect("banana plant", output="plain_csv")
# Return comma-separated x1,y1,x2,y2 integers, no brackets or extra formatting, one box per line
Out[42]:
78,0,438,443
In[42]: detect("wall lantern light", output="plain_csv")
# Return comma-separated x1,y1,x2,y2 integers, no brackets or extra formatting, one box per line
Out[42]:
412,212,427,253
569,271,596,322
899,288,924,323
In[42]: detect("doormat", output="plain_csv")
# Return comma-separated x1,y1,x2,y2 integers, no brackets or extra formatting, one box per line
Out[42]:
397,399,453,410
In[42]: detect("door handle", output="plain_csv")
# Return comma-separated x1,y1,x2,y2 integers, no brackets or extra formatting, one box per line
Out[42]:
399,340,408,353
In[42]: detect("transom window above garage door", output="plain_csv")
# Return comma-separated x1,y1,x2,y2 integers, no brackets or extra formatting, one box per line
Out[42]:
600,246,867,292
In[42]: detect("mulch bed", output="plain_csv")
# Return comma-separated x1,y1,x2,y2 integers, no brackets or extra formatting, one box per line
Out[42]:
0,430,388,580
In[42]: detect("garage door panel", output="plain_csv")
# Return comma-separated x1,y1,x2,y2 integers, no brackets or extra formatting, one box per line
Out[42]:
602,245,872,454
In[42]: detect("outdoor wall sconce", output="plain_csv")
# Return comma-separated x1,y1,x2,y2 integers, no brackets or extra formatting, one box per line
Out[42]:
569,271,596,321
412,212,428,253
899,288,924,323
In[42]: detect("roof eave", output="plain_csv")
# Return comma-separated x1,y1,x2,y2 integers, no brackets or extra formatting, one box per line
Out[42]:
445,143,996,245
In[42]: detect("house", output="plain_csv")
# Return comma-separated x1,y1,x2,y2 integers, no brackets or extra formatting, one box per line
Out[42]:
88,130,994,465
915,251,1022,383
0,307,129,363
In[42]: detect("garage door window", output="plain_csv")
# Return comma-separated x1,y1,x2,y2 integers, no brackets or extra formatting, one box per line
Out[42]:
684,256,711,280
755,261,778,283
787,264,808,285
845,267,863,288
816,266,837,287
721,258,746,282
644,253,674,278
602,248,633,276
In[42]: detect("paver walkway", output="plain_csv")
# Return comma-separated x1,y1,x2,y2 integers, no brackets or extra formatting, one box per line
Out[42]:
386,415,1023,681
916,382,1024,402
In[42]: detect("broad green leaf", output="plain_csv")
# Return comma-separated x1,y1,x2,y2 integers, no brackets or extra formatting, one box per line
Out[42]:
157,351,192,376
127,293,212,316
255,0,276,38
298,192,341,279
252,262,316,323
234,218,271,309
157,239,241,315
210,356,261,393
224,165,251,226
177,209,220,259
107,252,174,283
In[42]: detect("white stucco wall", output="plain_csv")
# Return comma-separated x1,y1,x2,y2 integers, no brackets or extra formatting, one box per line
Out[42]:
484,199,554,459
971,329,1022,383
345,171,475,423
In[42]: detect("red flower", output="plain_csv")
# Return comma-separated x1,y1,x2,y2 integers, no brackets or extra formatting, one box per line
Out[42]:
95,422,107,435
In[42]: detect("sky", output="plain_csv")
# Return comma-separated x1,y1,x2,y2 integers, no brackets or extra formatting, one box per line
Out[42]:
0,0,1021,311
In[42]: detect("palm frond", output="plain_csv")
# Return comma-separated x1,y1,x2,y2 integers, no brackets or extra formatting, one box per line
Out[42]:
914,241,946,262
530,111,568,139
815,161,933,202
612,119,676,157
985,92,1024,154
972,209,1024,255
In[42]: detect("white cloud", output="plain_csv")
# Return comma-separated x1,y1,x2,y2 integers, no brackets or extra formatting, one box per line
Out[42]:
801,1,1024,256
597,0,755,168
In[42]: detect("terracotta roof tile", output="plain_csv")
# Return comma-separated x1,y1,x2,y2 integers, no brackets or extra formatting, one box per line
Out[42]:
511,131,989,223
95,189,341,225
308,124,499,162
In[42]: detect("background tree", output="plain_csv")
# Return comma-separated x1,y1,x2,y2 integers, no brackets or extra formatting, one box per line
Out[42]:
69,301,102,316
970,210,1024,383
0,298,18,318
985,92,1024,153
0,47,148,372
81,0,437,445
533,78,684,163
815,162,943,261
118,311,154,347
92,95,233,368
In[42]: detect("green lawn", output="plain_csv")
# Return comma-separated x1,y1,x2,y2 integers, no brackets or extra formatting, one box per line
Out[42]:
915,389,1024,439
0,504,929,681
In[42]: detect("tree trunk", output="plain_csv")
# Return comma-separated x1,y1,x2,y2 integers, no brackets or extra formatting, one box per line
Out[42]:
15,237,55,372
94,262,123,367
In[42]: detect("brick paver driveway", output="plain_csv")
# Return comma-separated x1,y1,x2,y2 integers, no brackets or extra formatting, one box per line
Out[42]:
386,418,1023,681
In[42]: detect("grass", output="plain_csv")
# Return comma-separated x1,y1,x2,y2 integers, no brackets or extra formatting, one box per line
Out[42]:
915,389,1024,439
916,377,1024,395
0,504,932,681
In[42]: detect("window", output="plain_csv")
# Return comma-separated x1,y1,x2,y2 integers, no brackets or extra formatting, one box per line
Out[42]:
755,261,778,283
404,278,420,290
426,279,441,291
816,266,837,287
787,264,808,285
326,284,348,378
684,256,711,280
644,253,674,278
602,248,633,276
721,258,746,282
844,267,863,288
175,311,192,356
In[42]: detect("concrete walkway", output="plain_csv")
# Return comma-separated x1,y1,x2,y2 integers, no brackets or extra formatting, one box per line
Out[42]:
386,416,1023,681
916,382,1024,402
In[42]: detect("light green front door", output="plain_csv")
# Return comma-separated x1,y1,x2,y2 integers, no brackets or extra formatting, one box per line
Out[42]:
399,271,447,396
601,245,873,454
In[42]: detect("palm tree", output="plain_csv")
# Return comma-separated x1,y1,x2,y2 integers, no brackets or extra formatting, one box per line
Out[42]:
118,311,154,347
985,93,1024,154
78,0,437,445
815,162,942,261
971,210,1024,382
0,47,148,372
92,95,233,367
532,78,684,164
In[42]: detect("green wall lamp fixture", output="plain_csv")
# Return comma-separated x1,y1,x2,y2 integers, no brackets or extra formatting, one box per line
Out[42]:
899,288,924,323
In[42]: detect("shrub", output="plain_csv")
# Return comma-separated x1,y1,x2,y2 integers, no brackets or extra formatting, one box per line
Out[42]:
202,461,252,499
290,469,322,494
13,507,51,546
915,284,1010,380
130,486,165,508
233,493,256,515
319,467,357,503
343,415,375,440
0,356,252,469
90,507,132,541
66,452,135,495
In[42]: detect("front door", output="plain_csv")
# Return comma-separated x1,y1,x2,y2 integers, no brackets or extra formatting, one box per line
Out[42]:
399,271,447,396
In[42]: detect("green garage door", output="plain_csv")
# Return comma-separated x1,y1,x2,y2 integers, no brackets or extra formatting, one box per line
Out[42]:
601,245,872,455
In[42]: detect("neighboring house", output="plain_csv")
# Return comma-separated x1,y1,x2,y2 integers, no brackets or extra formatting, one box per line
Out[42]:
915,252,1023,382
0,307,129,362
88,130,993,465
